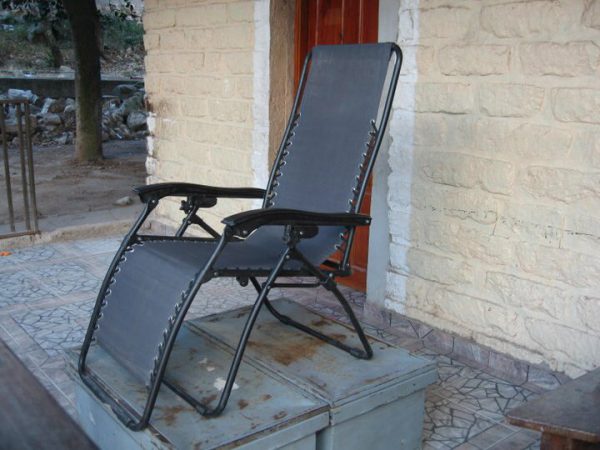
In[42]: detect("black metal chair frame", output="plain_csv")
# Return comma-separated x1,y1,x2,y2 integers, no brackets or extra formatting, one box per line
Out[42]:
78,44,402,430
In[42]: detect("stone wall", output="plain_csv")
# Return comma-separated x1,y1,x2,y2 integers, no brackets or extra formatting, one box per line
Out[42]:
143,0,265,232
141,0,599,377
385,0,600,377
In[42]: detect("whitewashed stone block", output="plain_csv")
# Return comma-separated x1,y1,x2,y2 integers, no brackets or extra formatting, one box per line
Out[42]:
520,165,600,203
520,41,600,77
418,5,473,39
516,243,600,288
409,83,474,114
418,151,514,195
583,0,600,30
481,0,560,37
439,45,510,76
553,88,600,124
480,84,545,118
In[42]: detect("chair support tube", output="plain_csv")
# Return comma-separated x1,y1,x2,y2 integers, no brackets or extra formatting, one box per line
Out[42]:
165,247,293,417
202,247,291,416
249,242,373,360
291,249,373,359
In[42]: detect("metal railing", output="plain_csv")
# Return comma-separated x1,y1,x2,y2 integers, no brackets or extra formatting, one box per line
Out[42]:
0,99,39,239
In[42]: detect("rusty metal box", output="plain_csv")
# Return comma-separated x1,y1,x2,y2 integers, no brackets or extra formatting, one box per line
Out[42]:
193,299,437,450
67,324,329,450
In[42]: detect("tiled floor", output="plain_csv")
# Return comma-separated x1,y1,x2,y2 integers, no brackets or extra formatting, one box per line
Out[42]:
0,236,541,449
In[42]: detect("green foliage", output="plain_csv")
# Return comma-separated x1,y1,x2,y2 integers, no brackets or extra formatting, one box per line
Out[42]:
43,46,57,67
108,0,139,21
101,0,143,50
0,0,66,23
101,14,143,51
0,0,144,70
0,0,66,68
0,25,40,69
12,23,29,40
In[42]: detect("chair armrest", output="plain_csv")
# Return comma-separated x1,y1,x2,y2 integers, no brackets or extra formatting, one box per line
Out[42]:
133,183,266,203
222,208,371,236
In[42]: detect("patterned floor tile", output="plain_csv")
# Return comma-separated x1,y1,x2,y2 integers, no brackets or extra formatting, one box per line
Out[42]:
0,269,58,309
0,236,542,449
29,261,102,297
83,253,115,278
423,394,499,448
388,313,421,339
452,443,480,450
414,349,538,420
386,333,424,352
0,244,70,269
438,367,538,421
435,356,473,384
11,299,94,356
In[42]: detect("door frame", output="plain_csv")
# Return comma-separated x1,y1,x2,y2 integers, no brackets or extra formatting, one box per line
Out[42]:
292,0,379,292
365,0,399,310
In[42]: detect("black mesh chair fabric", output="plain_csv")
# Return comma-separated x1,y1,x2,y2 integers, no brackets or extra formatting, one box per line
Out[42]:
95,233,303,383
272,43,392,213
272,43,393,261
94,43,395,386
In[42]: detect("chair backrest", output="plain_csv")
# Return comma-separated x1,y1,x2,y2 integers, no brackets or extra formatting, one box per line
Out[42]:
260,43,402,269
265,43,401,214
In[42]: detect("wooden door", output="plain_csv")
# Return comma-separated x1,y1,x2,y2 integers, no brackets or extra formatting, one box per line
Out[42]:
294,0,379,292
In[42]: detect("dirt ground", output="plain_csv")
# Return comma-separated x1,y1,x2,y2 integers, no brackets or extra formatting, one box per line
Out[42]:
1,140,146,226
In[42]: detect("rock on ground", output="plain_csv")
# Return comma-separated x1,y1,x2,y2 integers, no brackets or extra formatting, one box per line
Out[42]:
0,84,148,146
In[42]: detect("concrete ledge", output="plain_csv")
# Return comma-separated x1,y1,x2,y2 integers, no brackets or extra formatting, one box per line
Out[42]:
0,205,142,250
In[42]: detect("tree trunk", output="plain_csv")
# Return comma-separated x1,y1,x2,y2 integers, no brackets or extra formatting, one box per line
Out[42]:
43,24,63,69
63,0,103,161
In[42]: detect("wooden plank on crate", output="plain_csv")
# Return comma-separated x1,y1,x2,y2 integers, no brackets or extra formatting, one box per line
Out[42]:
507,368,600,449
0,339,97,450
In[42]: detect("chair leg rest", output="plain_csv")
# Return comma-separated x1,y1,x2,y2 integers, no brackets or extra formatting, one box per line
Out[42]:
249,277,373,360
264,297,372,359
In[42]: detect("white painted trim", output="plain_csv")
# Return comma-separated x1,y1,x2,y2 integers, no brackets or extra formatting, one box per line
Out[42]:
382,0,420,315
367,0,401,308
251,0,270,200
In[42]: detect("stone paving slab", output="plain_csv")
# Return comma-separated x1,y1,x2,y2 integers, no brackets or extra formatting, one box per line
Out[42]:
0,236,541,449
